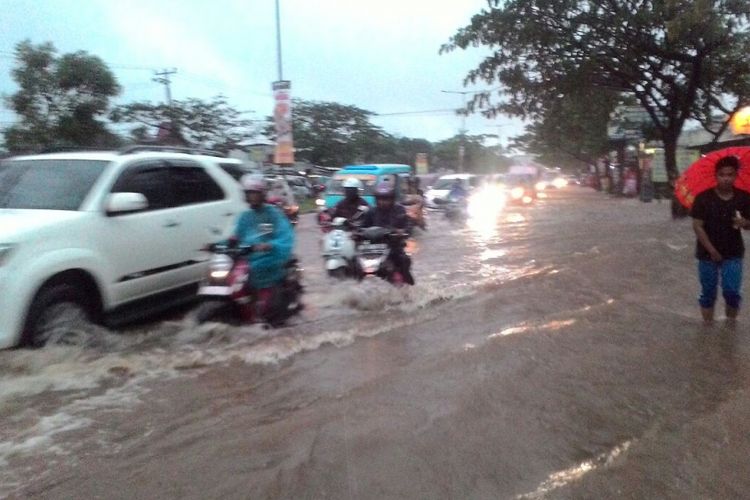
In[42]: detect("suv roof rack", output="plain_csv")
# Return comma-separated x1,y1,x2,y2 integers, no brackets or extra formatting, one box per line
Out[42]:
38,146,112,154
118,145,226,157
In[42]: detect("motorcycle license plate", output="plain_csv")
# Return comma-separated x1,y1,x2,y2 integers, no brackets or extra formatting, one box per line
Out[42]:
359,243,388,252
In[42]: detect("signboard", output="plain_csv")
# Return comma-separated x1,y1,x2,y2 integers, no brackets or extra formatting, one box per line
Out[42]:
272,80,294,164
415,153,428,175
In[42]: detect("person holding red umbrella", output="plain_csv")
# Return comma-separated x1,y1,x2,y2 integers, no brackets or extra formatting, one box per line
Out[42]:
691,155,750,323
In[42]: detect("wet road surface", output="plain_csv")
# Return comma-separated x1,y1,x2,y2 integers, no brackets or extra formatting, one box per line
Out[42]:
2,188,750,499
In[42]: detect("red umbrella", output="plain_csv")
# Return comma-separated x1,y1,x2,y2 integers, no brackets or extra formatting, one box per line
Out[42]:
674,147,750,209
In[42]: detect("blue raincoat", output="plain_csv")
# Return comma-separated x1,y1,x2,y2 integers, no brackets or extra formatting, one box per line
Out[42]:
231,204,294,289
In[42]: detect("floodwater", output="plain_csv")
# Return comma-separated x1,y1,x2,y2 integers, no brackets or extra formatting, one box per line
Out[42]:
2,188,749,499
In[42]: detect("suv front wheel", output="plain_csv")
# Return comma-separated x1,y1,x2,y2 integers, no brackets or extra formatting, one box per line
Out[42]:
23,284,92,348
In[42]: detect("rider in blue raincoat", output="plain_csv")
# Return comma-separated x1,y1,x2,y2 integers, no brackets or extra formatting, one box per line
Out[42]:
232,175,294,289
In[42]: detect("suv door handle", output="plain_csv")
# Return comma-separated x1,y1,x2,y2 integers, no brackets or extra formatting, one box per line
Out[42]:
164,221,180,228
223,212,234,217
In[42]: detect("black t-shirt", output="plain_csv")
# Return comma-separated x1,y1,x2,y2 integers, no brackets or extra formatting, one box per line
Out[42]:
691,188,750,260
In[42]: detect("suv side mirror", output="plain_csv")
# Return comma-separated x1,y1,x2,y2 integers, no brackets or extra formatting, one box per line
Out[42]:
106,192,148,215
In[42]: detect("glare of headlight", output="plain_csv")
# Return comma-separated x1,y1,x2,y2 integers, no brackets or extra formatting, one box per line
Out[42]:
535,181,547,191
522,196,533,204
467,186,504,240
511,187,524,199
553,177,567,189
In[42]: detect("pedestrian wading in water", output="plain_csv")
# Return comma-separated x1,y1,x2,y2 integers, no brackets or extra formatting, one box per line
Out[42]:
691,155,750,322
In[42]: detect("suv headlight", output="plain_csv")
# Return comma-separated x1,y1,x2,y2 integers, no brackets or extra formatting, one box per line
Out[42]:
0,244,16,266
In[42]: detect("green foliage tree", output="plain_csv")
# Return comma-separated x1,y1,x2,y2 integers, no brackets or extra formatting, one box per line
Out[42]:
269,99,392,167
432,134,508,173
111,95,256,152
3,40,122,153
512,90,626,171
443,0,750,182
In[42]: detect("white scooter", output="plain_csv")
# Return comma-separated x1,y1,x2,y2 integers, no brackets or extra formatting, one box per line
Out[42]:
319,207,367,279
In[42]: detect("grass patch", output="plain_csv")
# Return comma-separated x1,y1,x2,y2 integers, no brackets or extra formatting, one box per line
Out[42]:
299,198,319,214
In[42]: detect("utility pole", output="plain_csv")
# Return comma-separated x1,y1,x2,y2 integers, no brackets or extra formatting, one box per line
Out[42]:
153,68,178,145
275,0,284,81
153,68,177,106
441,90,470,172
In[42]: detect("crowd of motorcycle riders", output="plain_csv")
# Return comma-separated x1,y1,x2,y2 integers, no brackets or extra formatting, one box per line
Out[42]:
197,173,472,327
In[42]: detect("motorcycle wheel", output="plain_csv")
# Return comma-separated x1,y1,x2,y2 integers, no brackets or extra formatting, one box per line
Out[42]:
194,300,239,325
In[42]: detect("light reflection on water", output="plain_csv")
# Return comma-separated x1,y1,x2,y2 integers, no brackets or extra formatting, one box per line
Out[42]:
517,440,633,499
488,319,578,339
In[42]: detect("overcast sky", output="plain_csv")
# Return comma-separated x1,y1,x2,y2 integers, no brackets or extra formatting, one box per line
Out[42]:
0,0,525,145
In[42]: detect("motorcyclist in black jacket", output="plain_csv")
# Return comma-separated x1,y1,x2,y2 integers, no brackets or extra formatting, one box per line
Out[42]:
361,182,415,285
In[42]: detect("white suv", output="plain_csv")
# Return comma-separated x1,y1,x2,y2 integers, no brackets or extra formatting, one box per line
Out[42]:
0,147,247,348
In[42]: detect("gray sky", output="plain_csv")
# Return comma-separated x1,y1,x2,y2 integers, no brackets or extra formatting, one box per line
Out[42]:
0,0,525,145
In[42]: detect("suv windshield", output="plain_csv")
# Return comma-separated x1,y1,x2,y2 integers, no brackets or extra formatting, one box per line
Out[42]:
0,159,108,210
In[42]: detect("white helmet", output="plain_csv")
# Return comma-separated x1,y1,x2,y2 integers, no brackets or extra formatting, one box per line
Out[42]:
342,178,363,190
240,174,267,192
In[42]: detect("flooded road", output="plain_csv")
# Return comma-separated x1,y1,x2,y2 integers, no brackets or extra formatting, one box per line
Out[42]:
2,188,750,499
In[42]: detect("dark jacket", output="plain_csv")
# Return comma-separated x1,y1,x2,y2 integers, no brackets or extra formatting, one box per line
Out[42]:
332,196,369,220
363,203,409,230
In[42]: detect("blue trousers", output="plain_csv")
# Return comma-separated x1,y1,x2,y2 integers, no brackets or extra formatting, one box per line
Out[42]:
698,258,743,309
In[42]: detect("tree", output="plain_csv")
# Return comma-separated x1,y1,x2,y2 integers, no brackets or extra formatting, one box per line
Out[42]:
443,1,750,182
382,137,434,166
3,40,122,153
111,95,257,152
267,99,392,167
432,134,508,173
512,89,626,171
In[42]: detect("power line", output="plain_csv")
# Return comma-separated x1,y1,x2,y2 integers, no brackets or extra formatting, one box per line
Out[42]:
375,108,459,117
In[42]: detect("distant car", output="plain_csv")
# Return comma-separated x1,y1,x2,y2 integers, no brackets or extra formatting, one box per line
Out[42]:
0,147,247,348
504,173,538,204
264,176,298,206
424,174,480,209
285,175,315,199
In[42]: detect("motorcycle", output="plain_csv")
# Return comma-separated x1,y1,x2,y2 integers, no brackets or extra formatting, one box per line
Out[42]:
318,206,368,279
402,194,427,231
320,216,359,279
354,226,409,286
435,195,468,222
193,242,303,327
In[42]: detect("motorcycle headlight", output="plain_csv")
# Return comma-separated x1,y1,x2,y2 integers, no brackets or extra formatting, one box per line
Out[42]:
511,187,524,199
209,254,234,280
315,198,326,207
0,244,16,266
535,181,547,192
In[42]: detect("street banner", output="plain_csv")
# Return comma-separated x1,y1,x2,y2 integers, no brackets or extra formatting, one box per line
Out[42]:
273,80,294,164
415,153,428,175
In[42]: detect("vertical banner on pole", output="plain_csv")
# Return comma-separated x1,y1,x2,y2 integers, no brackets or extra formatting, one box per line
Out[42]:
415,153,429,175
273,80,294,164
